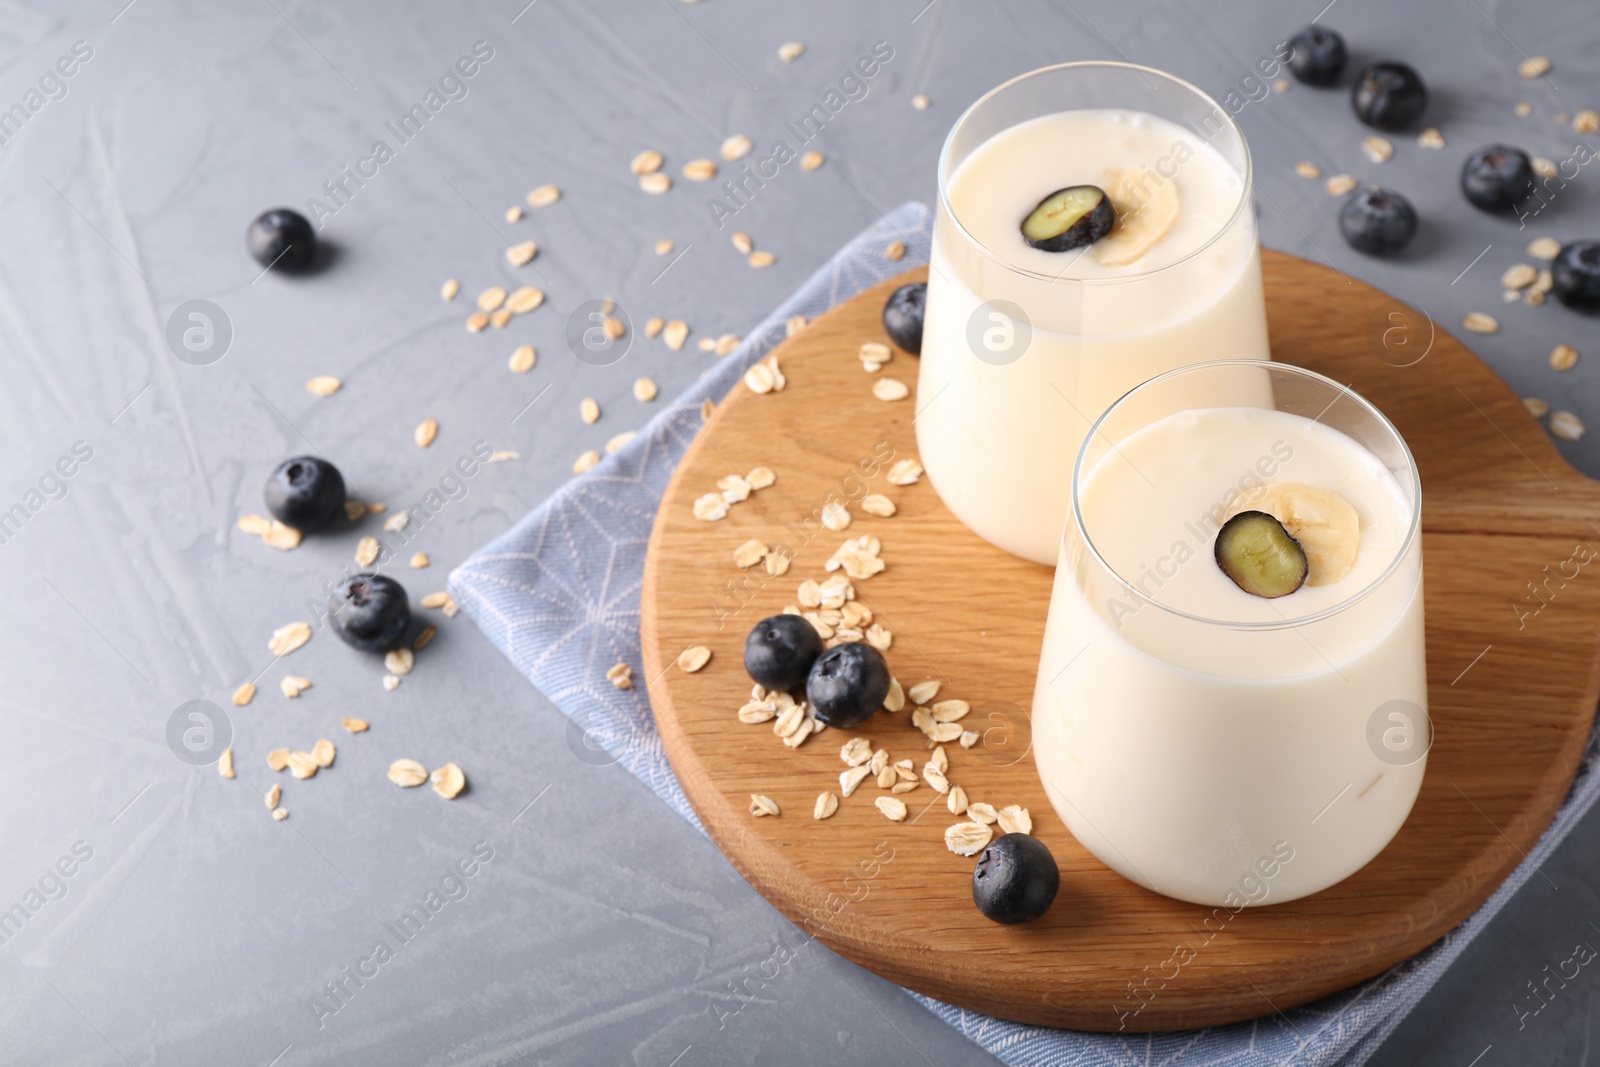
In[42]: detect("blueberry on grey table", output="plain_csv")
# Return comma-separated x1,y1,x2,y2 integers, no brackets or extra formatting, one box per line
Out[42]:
263,455,345,532
1286,25,1347,87
805,642,891,728
882,281,927,356
1214,510,1308,598
1459,145,1535,214
1019,185,1114,253
1552,241,1600,312
1351,62,1428,130
247,208,317,271
330,574,412,653
744,614,825,691
972,834,1060,924
1338,186,1418,256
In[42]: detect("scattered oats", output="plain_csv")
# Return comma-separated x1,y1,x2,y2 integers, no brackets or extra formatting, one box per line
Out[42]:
506,286,545,314
1551,410,1586,441
286,751,318,779
932,699,969,722
477,286,507,313
509,345,536,373
413,419,440,450
875,796,908,821
748,250,776,268
385,647,415,677
466,312,490,333
749,794,780,817
911,93,930,110
997,805,1032,834
231,682,256,707
441,278,460,301
966,801,999,825
865,625,891,655
678,645,712,672
1514,101,1533,117
1551,344,1579,371
884,240,906,261
355,535,380,567
778,40,805,62
269,621,312,657
1463,312,1499,335
526,184,560,207
1324,174,1357,196
1520,56,1552,79
507,239,539,266
718,474,752,502
1533,156,1559,180
786,314,807,336
1362,136,1393,163
872,377,910,402
945,821,992,856
267,749,291,772
421,591,451,609
655,239,675,256
413,625,437,651
605,431,635,454
505,204,523,223
890,781,918,794
800,150,825,171
682,158,718,182
383,673,400,691
840,764,872,798
744,362,777,394
746,467,776,489
764,549,792,577
857,493,897,519
726,230,753,255
1576,110,1600,135
1524,397,1550,419
342,716,368,733
367,503,388,514
262,521,301,551
930,745,948,773
1418,127,1445,149
580,397,601,424
265,784,280,808
644,316,666,341
698,336,717,352
930,722,965,743
442,597,460,619
489,309,511,329
383,511,410,534
907,680,942,705
311,738,336,768
783,715,815,748
947,785,968,816
607,662,634,690
887,458,923,486
819,575,854,608
692,493,729,521
1532,269,1555,295
631,149,663,175
271,807,288,821
305,375,341,397
1529,236,1562,260
236,514,272,537
883,677,904,713
797,579,823,609
1502,263,1538,289
388,759,428,787
923,766,949,793
1273,78,1289,92
869,748,889,776
640,172,672,194
893,758,915,780
664,320,689,351
738,699,776,724
715,333,741,356
218,747,235,778
700,398,715,423
431,762,466,799
279,675,311,698
1294,161,1321,179
721,134,754,161
814,791,839,820
733,539,769,569
841,737,873,766
821,502,852,531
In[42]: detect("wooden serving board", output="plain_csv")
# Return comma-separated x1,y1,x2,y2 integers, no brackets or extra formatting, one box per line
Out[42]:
640,250,1600,1032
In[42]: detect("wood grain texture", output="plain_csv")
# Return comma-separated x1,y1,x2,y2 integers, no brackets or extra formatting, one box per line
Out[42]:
639,251,1600,1032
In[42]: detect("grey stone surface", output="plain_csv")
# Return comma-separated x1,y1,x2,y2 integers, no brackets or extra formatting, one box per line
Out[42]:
0,0,1594,1064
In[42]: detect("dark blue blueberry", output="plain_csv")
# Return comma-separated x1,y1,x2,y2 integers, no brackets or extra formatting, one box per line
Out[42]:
1287,26,1346,87
247,208,317,271
1551,241,1600,313
1338,187,1418,256
1351,62,1428,130
1020,185,1115,253
329,574,411,653
972,833,1060,924
744,614,824,691
805,642,891,728
1459,145,1535,214
882,282,927,355
263,456,345,532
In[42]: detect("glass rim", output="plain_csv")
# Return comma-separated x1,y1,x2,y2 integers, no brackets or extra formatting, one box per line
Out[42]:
1069,359,1424,631
935,60,1256,286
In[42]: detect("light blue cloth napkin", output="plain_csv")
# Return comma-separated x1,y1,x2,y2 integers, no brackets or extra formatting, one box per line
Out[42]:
449,202,1600,1066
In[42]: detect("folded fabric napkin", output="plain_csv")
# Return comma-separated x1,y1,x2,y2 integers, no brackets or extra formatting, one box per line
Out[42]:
450,202,1600,1066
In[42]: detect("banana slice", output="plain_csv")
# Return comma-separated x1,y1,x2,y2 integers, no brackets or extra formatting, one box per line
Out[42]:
1093,168,1180,267
1229,482,1360,586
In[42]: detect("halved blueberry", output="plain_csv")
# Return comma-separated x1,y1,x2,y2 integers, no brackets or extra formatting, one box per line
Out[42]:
1351,62,1428,130
1287,26,1347,87
882,282,927,355
247,208,317,271
744,614,824,691
1338,186,1418,256
806,643,891,728
973,834,1060,924
264,456,345,532
329,574,411,653
1020,185,1115,253
1459,145,1536,214
1552,241,1600,313
1215,511,1308,598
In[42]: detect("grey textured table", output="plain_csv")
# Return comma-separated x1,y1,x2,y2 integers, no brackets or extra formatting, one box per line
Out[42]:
1,0,1595,1064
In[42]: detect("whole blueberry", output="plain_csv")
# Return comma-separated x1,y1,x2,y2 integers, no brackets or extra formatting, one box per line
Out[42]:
882,282,926,355
1551,241,1600,313
1338,187,1418,256
1459,145,1536,214
1351,62,1428,130
247,208,317,271
1286,26,1346,87
263,456,346,532
744,614,825,691
329,574,411,652
973,833,1060,924
805,643,891,728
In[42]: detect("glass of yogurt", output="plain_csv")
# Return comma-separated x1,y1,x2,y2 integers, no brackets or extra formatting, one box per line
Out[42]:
918,62,1269,565
1032,361,1426,907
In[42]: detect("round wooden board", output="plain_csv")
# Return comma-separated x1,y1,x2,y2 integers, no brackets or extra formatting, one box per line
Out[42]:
640,250,1600,1032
